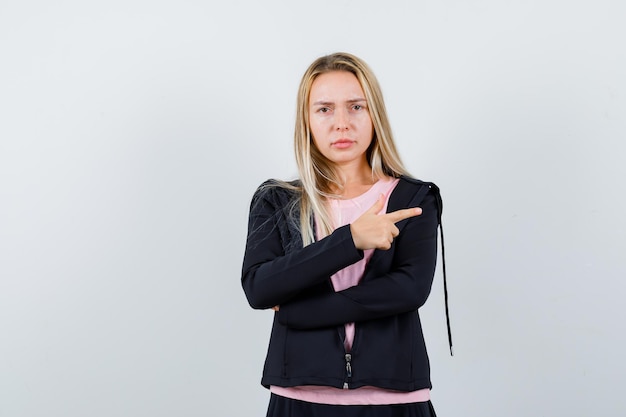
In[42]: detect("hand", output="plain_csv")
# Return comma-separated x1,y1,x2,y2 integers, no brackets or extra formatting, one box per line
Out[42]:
272,306,279,311
350,194,422,250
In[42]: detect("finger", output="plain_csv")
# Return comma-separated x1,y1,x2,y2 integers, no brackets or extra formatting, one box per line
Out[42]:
391,225,400,238
365,194,386,215
386,207,422,223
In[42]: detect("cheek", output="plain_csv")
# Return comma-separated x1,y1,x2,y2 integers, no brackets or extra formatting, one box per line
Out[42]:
310,116,327,129
361,118,374,138
309,125,322,149
309,119,326,141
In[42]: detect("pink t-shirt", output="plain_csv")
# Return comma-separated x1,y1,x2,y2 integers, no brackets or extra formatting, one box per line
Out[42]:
271,178,430,405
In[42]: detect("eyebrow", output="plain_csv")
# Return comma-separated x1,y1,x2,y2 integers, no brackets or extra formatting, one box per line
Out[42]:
311,98,367,106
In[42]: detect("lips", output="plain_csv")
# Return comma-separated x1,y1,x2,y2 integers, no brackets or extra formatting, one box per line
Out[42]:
331,139,355,149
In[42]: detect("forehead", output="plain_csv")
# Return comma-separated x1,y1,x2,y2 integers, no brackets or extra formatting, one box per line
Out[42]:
309,71,365,102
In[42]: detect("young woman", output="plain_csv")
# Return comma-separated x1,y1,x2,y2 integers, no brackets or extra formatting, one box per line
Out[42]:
242,52,447,417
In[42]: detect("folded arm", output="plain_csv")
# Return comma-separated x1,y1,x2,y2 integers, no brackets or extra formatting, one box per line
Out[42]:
276,191,439,329
241,186,364,310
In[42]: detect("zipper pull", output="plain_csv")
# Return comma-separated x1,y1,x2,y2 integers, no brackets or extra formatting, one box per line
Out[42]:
343,353,352,389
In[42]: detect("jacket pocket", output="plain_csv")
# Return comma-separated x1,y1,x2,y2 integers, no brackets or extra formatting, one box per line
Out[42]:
283,326,346,385
351,313,418,385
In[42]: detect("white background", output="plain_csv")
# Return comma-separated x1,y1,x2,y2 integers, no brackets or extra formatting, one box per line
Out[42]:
1,1,625,416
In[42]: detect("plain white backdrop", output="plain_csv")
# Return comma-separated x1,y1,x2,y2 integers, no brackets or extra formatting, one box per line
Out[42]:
1,1,625,416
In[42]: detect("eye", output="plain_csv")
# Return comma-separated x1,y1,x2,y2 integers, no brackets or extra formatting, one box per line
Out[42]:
318,107,331,113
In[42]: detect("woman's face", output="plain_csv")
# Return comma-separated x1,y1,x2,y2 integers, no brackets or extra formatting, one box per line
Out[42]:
308,71,373,169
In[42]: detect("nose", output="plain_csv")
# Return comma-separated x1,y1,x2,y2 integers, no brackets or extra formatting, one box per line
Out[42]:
335,108,349,131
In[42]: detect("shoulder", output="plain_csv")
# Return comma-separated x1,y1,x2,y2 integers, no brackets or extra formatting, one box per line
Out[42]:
396,175,440,197
389,176,442,213
253,178,301,197
250,178,302,210
397,175,438,189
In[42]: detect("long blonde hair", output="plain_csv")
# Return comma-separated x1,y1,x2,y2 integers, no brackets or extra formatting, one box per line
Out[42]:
293,52,409,245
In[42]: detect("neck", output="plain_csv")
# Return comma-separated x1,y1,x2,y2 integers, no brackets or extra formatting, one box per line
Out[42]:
337,158,372,182
330,160,384,198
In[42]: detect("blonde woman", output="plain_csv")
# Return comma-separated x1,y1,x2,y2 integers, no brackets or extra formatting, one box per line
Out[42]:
242,52,449,417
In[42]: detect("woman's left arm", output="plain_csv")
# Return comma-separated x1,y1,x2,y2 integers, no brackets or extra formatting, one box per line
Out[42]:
276,190,439,329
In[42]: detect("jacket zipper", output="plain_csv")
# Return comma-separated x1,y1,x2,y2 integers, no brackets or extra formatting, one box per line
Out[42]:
328,275,355,390
343,353,352,389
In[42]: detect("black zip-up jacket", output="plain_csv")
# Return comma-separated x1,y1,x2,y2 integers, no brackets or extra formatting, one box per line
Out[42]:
242,176,442,391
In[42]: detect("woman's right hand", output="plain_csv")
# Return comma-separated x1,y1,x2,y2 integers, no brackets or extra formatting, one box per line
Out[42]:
350,194,422,250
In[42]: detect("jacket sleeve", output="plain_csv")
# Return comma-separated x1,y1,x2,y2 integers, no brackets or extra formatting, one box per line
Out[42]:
276,189,439,329
241,184,364,310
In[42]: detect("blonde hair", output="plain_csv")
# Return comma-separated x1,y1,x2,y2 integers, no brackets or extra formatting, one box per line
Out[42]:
293,52,409,245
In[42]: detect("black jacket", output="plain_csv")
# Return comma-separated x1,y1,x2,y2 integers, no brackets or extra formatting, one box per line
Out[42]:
241,176,442,391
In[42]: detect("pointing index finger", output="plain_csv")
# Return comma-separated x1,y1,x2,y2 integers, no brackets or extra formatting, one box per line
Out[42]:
386,207,422,223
